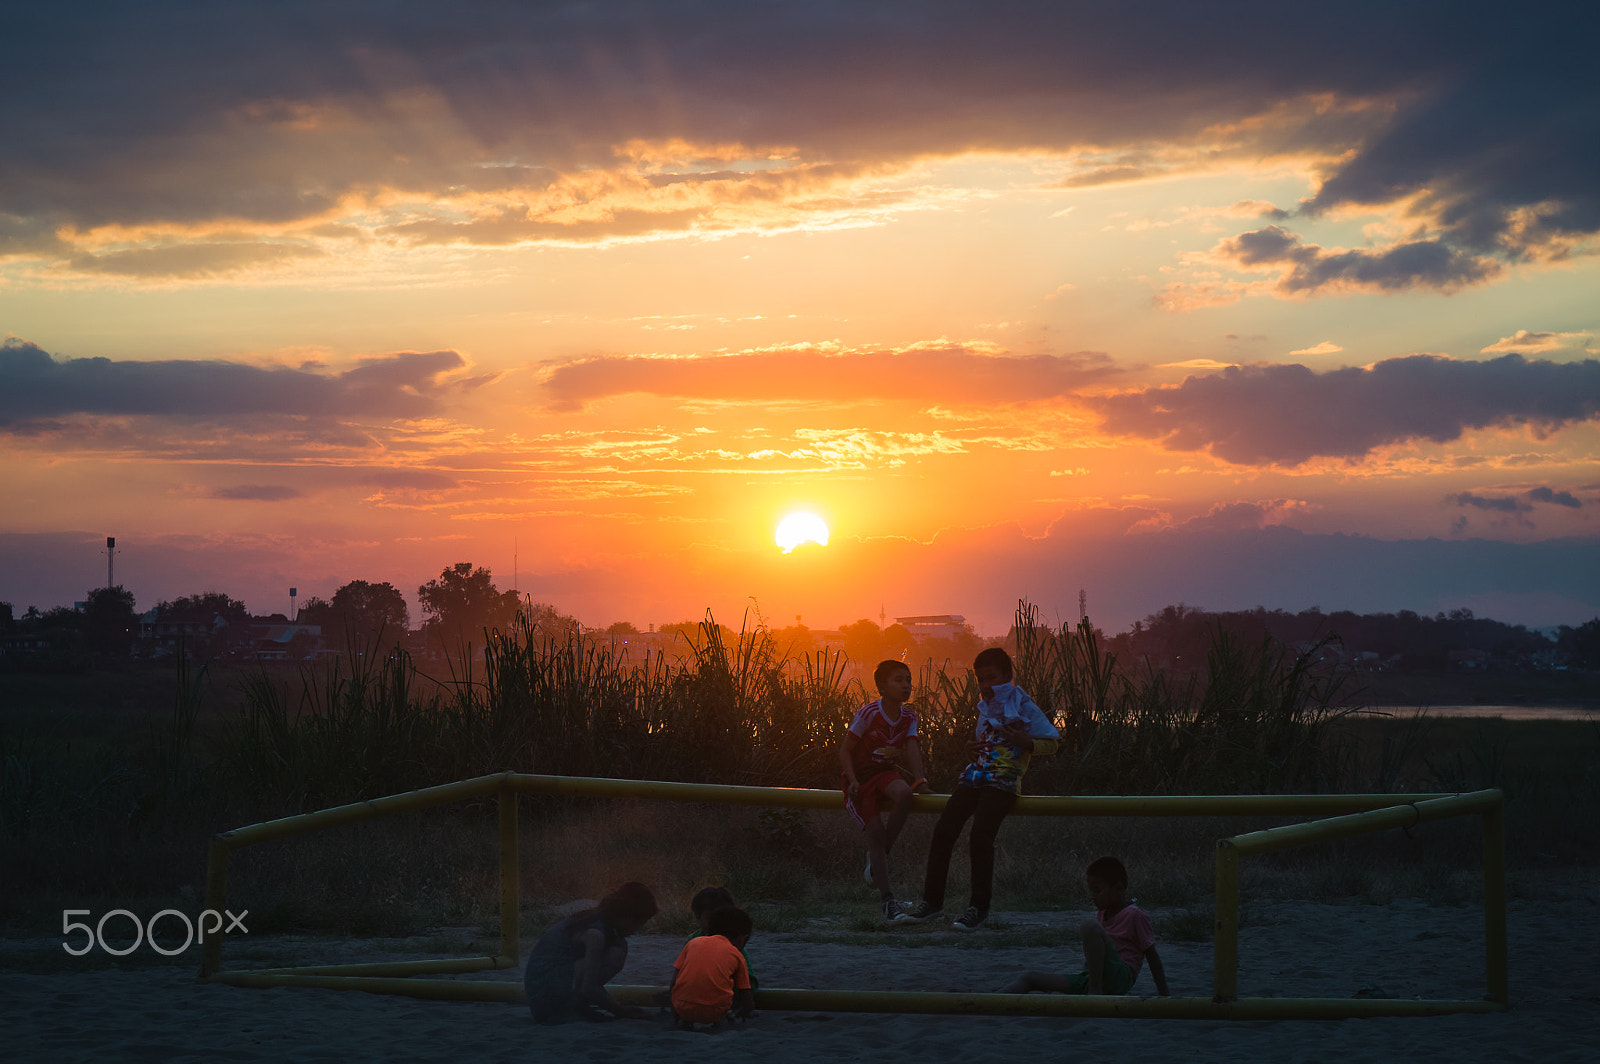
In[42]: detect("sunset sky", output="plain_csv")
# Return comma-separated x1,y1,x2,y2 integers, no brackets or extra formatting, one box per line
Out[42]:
3,2,1597,634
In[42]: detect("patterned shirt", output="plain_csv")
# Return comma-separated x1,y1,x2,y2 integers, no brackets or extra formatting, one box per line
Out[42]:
958,681,1058,794
846,698,918,778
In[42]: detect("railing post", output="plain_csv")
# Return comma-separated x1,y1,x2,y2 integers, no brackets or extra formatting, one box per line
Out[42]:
1481,793,1508,1005
199,836,230,979
1213,839,1239,1003
499,777,520,965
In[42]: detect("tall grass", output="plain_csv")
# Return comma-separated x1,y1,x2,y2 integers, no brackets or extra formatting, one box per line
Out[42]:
4,599,1596,932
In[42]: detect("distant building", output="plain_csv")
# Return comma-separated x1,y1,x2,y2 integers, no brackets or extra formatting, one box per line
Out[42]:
895,614,968,641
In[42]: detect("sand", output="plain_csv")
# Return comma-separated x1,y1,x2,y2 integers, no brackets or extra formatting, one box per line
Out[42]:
6,896,1599,1063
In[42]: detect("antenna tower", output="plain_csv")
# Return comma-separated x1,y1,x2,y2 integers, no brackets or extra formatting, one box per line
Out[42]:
104,536,116,588
1078,588,1087,623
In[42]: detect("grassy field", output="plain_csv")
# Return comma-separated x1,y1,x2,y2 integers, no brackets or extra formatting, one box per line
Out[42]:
3,609,1597,946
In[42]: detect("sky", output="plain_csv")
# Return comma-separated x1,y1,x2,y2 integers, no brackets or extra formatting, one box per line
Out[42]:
2,1,1598,634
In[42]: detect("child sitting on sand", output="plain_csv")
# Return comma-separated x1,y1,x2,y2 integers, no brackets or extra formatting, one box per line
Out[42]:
1002,856,1169,996
687,885,757,991
904,647,1058,931
670,905,755,1028
524,881,658,1023
840,660,933,923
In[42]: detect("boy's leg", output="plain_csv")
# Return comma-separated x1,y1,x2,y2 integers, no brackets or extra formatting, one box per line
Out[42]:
1000,970,1084,994
881,777,915,854
599,941,629,985
1080,919,1110,993
865,816,892,896
964,786,1018,913
918,785,979,911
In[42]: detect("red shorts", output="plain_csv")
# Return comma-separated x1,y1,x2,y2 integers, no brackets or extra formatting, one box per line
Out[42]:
843,769,903,828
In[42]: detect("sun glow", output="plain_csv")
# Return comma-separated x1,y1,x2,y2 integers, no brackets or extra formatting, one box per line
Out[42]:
775,511,830,553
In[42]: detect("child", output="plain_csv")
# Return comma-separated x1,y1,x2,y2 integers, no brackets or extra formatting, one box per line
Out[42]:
524,881,658,1023
670,905,755,1028
687,885,757,991
1002,856,1169,997
904,647,1058,931
840,659,933,923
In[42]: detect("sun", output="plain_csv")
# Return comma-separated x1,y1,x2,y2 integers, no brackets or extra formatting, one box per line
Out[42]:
775,512,830,553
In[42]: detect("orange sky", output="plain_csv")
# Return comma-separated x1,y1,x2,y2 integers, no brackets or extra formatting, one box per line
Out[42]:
2,5,1597,632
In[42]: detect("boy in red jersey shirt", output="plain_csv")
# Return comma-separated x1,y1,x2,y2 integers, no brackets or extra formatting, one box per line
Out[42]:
840,659,932,923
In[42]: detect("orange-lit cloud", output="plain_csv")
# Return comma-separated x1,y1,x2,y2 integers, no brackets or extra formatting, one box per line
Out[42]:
540,345,1117,410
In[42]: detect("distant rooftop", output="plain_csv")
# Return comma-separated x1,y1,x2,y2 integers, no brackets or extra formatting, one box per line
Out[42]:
896,614,966,626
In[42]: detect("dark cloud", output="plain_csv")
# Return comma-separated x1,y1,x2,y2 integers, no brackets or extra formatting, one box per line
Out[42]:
209,485,303,501
1528,486,1582,508
2,2,1593,274
69,242,323,278
1094,353,1600,465
0,338,466,426
1214,225,1501,294
542,346,1117,410
1450,492,1529,514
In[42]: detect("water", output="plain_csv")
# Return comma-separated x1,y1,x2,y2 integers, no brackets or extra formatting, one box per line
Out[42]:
1358,704,1598,721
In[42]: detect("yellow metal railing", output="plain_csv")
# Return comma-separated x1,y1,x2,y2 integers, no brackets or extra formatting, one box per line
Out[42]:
200,773,1507,1019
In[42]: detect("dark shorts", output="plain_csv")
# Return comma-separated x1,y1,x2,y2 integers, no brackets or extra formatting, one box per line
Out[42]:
1062,950,1136,995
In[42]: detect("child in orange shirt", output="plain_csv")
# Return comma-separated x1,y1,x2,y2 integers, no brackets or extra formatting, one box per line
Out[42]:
669,905,754,1028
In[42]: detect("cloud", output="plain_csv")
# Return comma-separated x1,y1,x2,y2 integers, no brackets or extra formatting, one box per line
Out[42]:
1093,353,1600,465
1,3,1593,280
540,345,1117,411
1527,486,1582,508
1449,492,1529,514
1480,330,1592,355
1288,341,1343,357
1211,225,1502,296
0,338,467,426
209,484,303,501
69,242,323,279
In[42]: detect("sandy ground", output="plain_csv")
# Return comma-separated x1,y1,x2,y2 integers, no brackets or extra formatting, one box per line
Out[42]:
6,896,1599,1063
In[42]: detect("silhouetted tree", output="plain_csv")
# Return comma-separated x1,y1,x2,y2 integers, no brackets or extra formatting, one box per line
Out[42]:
81,586,137,656
417,563,519,652
157,592,251,629
328,579,410,647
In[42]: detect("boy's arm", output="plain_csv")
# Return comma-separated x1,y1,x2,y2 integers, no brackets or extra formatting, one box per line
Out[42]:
1145,944,1169,997
839,731,862,794
904,737,931,792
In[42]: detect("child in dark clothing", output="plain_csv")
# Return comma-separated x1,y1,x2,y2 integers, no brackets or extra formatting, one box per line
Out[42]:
904,647,1058,932
524,881,657,1023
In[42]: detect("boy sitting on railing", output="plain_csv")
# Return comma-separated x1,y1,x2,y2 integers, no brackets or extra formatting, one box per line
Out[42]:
840,659,933,924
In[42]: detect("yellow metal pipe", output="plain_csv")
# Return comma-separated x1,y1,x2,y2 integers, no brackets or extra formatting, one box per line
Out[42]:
1225,790,1500,855
237,956,513,978
209,971,525,1003
504,773,1450,818
218,773,508,849
1213,840,1239,1003
207,974,1502,1019
1481,796,1508,1004
499,781,520,964
198,836,230,979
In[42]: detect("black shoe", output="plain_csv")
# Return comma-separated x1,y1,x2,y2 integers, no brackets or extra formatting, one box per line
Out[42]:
951,906,987,931
900,900,942,922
